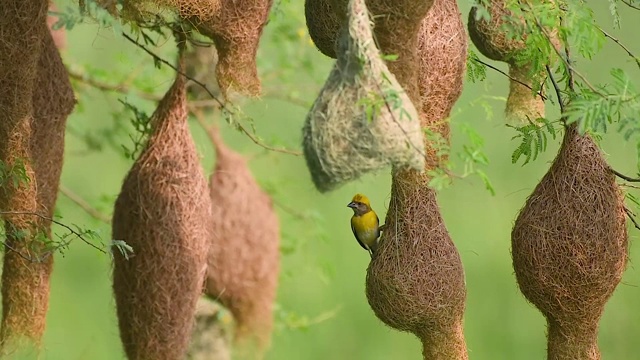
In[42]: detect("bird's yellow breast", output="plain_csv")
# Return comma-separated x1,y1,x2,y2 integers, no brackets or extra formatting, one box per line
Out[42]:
351,211,379,246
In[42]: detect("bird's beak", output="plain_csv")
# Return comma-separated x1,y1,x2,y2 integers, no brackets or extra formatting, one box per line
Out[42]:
347,202,356,208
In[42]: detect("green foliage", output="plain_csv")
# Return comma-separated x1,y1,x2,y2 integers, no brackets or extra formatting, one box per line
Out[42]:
0,159,30,189
119,99,153,160
508,118,558,165
466,50,487,83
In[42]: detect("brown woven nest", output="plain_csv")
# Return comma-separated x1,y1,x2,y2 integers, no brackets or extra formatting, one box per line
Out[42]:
302,0,425,193
112,50,212,360
205,126,280,356
511,123,628,360
333,0,435,103
366,171,468,360
417,0,467,168
184,0,273,97
305,0,340,58
0,0,57,353
467,0,557,124
1,23,76,351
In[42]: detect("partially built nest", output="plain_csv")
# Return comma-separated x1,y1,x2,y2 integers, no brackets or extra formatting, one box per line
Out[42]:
302,0,425,193
205,126,280,355
467,0,555,123
366,172,468,360
0,0,55,352
305,0,340,58
511,123,628,360
417,0,467,168
112,55,212,360
184,0,273,97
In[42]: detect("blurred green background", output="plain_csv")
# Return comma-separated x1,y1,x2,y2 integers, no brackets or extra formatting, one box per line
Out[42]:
18,0,640,359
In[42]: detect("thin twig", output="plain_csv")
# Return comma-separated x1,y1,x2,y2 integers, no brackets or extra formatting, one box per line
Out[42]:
596,25,640,70
122,32,226,108
472,57,547,100
59,185,112,224
625,207,640,231
612,168,640,182
193,109,303,156
622,0,640,11
531,15,599,95
0,211,107,255
546,64,565,113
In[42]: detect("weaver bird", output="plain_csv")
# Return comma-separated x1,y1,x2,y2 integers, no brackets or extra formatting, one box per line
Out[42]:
347,193,385,257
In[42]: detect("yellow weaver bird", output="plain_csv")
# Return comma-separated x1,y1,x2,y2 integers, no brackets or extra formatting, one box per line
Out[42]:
347,194,385,257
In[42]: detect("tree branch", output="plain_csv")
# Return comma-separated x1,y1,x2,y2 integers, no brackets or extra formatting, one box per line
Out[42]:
471,57,547,100
192,109,302,156
59,185,112,224
546,64,565,114
596,25,640,70
621,0,640,11
625,207,640,231
611,168,640,182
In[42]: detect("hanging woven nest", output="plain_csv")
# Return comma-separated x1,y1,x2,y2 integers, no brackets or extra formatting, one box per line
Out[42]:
511,123,628,360
205,125,280,357
112,49,212,360
302,0,425,192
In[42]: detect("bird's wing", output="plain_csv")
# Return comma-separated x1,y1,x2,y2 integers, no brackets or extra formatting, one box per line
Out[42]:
375,213,380,238
351,218,370,251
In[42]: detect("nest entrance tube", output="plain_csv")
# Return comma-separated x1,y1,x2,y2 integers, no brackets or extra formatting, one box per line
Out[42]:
511,123,628,360
302,0,426,192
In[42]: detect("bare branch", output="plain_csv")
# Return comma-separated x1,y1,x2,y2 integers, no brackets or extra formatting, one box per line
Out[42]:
471,57,547,100
621,0,640,11
611,168,640,182
121,32,226,108
596,25,640,70
192,109,302,156
546,64,565,114
625,207,640,231
59,185,112,224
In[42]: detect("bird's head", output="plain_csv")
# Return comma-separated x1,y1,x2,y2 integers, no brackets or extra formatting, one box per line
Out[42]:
347,193,372,216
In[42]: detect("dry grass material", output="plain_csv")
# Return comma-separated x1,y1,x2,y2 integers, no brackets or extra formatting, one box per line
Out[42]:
511,123,628,360
185,0,273,97
187,297,232,360
366,170,468,360
305,0,340,58
0,0,52,353
331,0,435,103
418,0,467,168
302,0,425,192
467,1,553,123
112,53,212,360
205,126,280,356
